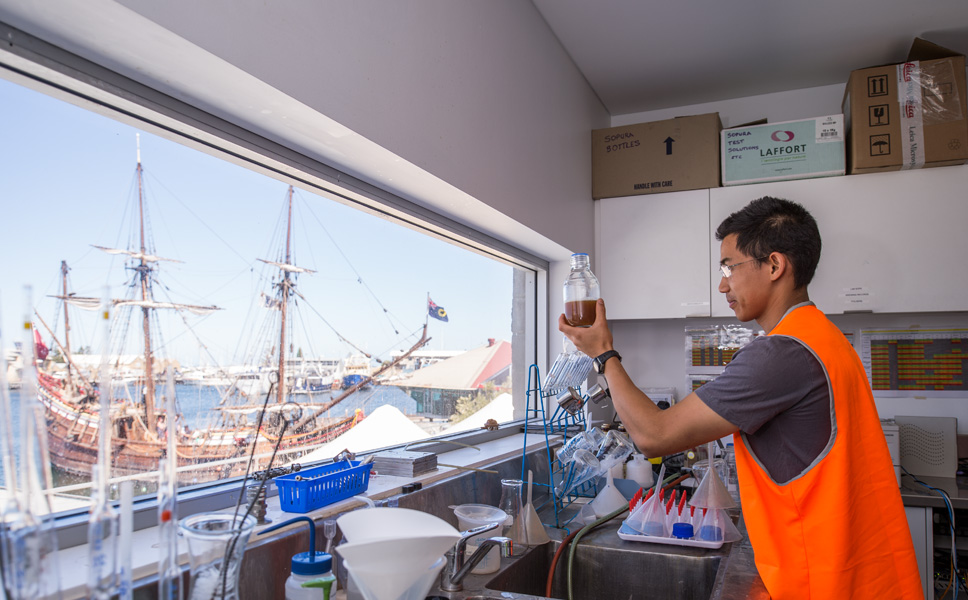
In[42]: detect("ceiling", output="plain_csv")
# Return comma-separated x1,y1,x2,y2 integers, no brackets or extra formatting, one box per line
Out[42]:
532,0,968,116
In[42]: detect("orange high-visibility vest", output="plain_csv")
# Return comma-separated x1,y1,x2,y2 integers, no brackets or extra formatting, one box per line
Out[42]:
734,304,922,599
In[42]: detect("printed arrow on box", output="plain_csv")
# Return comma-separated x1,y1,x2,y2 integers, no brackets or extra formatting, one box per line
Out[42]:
664,137,675,155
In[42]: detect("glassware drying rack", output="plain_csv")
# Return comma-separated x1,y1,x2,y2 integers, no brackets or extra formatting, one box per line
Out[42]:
520,348,597,530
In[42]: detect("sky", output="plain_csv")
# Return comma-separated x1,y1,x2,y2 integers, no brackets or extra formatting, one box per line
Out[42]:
0,77,514,367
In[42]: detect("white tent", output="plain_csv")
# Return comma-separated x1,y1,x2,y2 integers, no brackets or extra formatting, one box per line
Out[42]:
439,393,514,435
292,404,430,465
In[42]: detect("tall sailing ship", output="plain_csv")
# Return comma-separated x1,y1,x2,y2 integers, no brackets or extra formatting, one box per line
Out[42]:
34,147,429,485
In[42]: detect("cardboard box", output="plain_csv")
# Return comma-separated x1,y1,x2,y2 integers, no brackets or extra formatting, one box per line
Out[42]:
722,115,845,185
842,38,968,174
592,113,722,199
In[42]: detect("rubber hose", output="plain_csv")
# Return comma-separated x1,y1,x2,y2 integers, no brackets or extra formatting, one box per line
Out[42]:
545,527,582,597
565,505,628,600
563,472,690,600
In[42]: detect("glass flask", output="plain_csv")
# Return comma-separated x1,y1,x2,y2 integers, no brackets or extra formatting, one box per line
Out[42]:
563,253,600,327
180,512,257,600
498,479,528,555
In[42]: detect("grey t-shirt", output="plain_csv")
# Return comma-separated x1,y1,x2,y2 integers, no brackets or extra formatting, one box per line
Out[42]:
695,335,832,484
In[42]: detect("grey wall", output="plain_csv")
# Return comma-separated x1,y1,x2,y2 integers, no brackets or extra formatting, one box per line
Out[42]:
114,0,608,259
0,0,611,377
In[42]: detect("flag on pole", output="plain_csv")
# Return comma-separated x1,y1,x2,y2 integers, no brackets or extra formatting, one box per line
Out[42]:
33,324,49,360
428,297,449,322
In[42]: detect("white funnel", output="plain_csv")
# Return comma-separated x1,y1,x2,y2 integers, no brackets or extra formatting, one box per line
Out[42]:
336,507,460,600
689,442,735,510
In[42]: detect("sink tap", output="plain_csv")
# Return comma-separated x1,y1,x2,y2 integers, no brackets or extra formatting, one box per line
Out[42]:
440,523,513,592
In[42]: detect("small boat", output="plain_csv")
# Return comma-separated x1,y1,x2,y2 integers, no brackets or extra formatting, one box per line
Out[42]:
340,353,372,390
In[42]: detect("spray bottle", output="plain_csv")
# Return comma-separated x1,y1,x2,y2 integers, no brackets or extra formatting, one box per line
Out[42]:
259,517,336,600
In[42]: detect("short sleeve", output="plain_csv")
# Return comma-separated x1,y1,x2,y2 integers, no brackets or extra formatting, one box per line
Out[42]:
695,336,826,435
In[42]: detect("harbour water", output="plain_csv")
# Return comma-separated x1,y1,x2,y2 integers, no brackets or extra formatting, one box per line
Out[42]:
0,382,418,499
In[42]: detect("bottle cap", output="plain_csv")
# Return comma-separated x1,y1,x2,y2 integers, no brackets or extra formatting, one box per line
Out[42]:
292,551,332,576
671,522,694,539
258,516,332,575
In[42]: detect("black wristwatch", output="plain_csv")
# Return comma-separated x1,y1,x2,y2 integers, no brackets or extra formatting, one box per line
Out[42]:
592,350,621,374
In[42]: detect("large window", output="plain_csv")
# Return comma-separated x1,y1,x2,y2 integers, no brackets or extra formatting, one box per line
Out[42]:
0,67,536,517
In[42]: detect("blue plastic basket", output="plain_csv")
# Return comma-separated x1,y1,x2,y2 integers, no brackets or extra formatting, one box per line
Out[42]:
275,460,374,513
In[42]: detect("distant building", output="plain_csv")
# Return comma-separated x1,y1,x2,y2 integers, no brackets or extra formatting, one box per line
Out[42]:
5,345,22,388
392,339,511,417
388,349,464,372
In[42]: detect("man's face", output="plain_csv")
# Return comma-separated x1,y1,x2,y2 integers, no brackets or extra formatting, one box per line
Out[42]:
718,234,770,323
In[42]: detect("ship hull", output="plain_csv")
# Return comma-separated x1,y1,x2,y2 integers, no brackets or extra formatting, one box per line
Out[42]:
38,374,357,486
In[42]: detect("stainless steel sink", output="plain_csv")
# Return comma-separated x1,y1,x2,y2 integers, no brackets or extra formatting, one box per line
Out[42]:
426,517,730,600
484,536,723,600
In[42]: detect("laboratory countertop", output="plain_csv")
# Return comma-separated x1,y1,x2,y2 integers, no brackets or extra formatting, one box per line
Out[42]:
899,473,968,510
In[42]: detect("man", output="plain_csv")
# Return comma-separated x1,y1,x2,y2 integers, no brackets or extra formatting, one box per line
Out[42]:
560,197,922,599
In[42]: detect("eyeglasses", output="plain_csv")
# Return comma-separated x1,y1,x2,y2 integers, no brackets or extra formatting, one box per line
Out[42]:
718,256,768,278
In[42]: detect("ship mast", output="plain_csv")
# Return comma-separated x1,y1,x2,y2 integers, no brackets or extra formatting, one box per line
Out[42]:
60,260,74,391
136,136,158,433
277,186,294,404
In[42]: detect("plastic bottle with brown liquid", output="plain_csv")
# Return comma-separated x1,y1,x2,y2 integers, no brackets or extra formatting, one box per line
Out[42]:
563,253,600,327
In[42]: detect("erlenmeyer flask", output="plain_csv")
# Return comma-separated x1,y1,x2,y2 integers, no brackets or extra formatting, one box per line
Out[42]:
498,479,528,555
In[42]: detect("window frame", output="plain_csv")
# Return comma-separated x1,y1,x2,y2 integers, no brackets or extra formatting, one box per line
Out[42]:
0,19,547,549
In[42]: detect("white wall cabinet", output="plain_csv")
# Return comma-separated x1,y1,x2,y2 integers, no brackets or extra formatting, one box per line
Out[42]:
598,190,711,319
709,167,968,317
598,166,968,320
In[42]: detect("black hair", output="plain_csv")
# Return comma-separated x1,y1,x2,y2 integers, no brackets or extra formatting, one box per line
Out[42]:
715,196,821,289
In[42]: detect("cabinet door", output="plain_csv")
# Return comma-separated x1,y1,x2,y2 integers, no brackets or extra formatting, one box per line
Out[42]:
598,190,711,319
904,506,932,600
710,166,968,317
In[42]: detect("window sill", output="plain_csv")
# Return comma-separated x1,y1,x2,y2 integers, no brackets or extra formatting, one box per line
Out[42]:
55,431,559,599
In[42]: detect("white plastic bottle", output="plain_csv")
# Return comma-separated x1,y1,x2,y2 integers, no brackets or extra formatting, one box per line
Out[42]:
286,552,336,600
258,516,337,599
626,453,654,489
286,555,335,600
